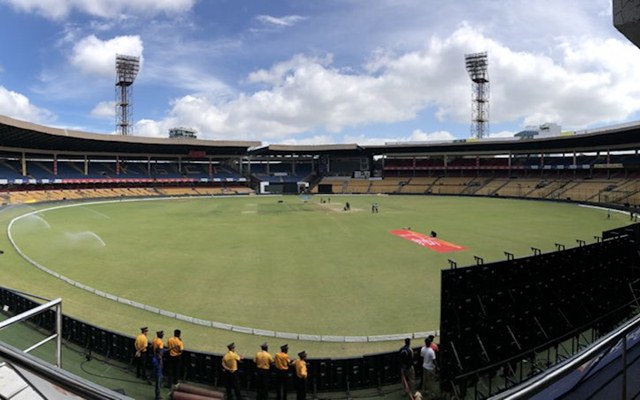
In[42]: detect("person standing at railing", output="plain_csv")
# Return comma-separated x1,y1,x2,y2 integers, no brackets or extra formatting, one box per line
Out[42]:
223,342,243,400
152,330,164,353
399,338,415,397
420,337,437,399
294,351,308,400
152,343,163,400
254,342,274,400
134,326,149,380
151,330,166,392
166,329,184,386
275,344,292,400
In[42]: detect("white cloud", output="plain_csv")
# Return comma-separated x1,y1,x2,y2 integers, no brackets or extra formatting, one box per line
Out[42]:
2,0,196,20
407,129,457,142
341,130,456,146
135,119,167,137
279,135,337,145
90,100,115,118
486,130,516,139
0,86,54,123
256,15,307,27
144,63,231,95
135,24,640,143
70,35,143,78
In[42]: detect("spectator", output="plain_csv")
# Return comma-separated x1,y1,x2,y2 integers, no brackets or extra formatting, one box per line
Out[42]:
152,344,164,400
399,338,415,397
420,337,437,399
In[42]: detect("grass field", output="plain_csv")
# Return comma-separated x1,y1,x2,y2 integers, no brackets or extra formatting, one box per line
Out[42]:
1,194,629,357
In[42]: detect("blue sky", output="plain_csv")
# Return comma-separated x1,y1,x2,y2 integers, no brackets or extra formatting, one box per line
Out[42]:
0,0,639,145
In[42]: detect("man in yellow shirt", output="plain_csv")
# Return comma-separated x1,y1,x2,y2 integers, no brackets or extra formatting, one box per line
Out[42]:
134,326,148,380
294,351,308,400
254,342,274,400
152,330,164,353
222,342,243,400
275,344,292,400
166,329,184,386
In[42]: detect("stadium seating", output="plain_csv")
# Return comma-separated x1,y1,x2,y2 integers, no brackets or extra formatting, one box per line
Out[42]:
439,235,638,394
369,178,405,194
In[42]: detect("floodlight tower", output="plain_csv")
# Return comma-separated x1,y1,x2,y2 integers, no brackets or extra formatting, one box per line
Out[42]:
464,52,489,139
115,54,140,136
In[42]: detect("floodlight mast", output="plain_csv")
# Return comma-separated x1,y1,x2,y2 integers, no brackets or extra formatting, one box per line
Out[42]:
464,52,489,139
115,54,140,136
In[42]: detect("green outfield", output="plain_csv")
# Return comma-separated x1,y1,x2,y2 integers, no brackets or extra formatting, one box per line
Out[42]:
0,195,629,356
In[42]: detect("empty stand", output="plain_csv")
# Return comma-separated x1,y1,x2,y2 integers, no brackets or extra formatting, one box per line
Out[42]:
439,233,639,396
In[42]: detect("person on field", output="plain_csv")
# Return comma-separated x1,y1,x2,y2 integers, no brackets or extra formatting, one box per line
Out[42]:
294,351,308,400
134,326,149,380
275,344,292,400
223,342,243,400
166,329,184,386
254,342,274,400
420,337,437,399
399,338,415,397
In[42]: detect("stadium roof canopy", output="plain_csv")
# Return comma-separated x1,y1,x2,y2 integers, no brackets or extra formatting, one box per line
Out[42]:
0,115,260,158
363,123,640,157
248,144,365,157
2,114,640,158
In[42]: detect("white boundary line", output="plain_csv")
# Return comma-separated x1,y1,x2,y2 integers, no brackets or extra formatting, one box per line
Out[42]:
578,204,630,215
7,196,437,342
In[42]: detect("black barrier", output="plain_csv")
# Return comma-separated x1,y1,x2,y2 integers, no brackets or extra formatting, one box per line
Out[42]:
0,285,407,392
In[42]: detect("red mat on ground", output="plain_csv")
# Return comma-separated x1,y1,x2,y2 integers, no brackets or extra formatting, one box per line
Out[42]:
389,229,467,253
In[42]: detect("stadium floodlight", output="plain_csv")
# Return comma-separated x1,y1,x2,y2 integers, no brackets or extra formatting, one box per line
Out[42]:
464,51,489,139
115,54,140,136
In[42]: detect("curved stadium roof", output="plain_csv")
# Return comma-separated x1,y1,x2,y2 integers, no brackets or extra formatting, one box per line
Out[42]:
2,114,640,158
0,115,260,157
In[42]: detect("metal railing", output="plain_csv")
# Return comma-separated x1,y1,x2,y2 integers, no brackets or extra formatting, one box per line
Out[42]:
493,312,640,399
0,288,132,400
0,288,62,367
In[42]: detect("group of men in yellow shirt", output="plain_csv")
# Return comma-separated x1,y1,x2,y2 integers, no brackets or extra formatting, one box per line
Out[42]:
222,342,308,400
138,327,310,400
134,328,184,394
